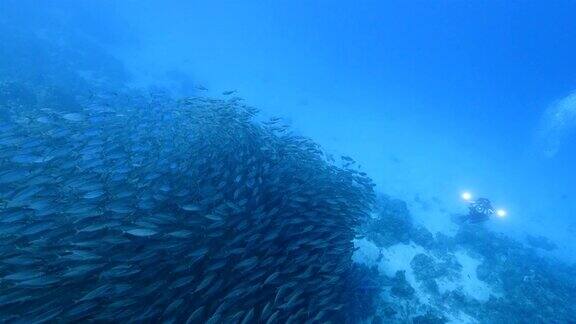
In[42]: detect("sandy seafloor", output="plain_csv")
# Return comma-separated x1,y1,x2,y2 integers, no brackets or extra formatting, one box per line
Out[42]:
354,238,489,323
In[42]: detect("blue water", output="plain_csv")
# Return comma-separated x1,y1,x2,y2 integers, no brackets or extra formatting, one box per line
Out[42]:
104,0,576,259
1,1,576,322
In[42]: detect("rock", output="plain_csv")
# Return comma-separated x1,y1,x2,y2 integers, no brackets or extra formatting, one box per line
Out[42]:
391,270,415,299
364,195,413,248
525,234,558,251
381,305,397,318
411,253,439,281
412,311,448,324
422,278,439,294
411,225,435,249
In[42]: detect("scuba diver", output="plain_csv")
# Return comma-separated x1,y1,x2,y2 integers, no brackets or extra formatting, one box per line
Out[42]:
453,192,505,225
464,197,495,223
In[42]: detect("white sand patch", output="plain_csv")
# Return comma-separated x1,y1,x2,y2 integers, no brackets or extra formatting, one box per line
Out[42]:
354,240,427,297
378,243,435,304
352,238,381,266
378,242,425,278
438,250,498,302
354,240,491,323
445,310,480,324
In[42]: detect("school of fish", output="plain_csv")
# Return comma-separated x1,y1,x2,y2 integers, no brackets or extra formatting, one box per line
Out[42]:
0,88,376,323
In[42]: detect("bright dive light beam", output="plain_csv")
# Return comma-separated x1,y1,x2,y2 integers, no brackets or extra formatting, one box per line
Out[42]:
461,192,472,201
496,209,507,217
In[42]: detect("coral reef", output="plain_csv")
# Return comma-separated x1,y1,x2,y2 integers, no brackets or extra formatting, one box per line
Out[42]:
356,196,576,323
363,195,413,247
